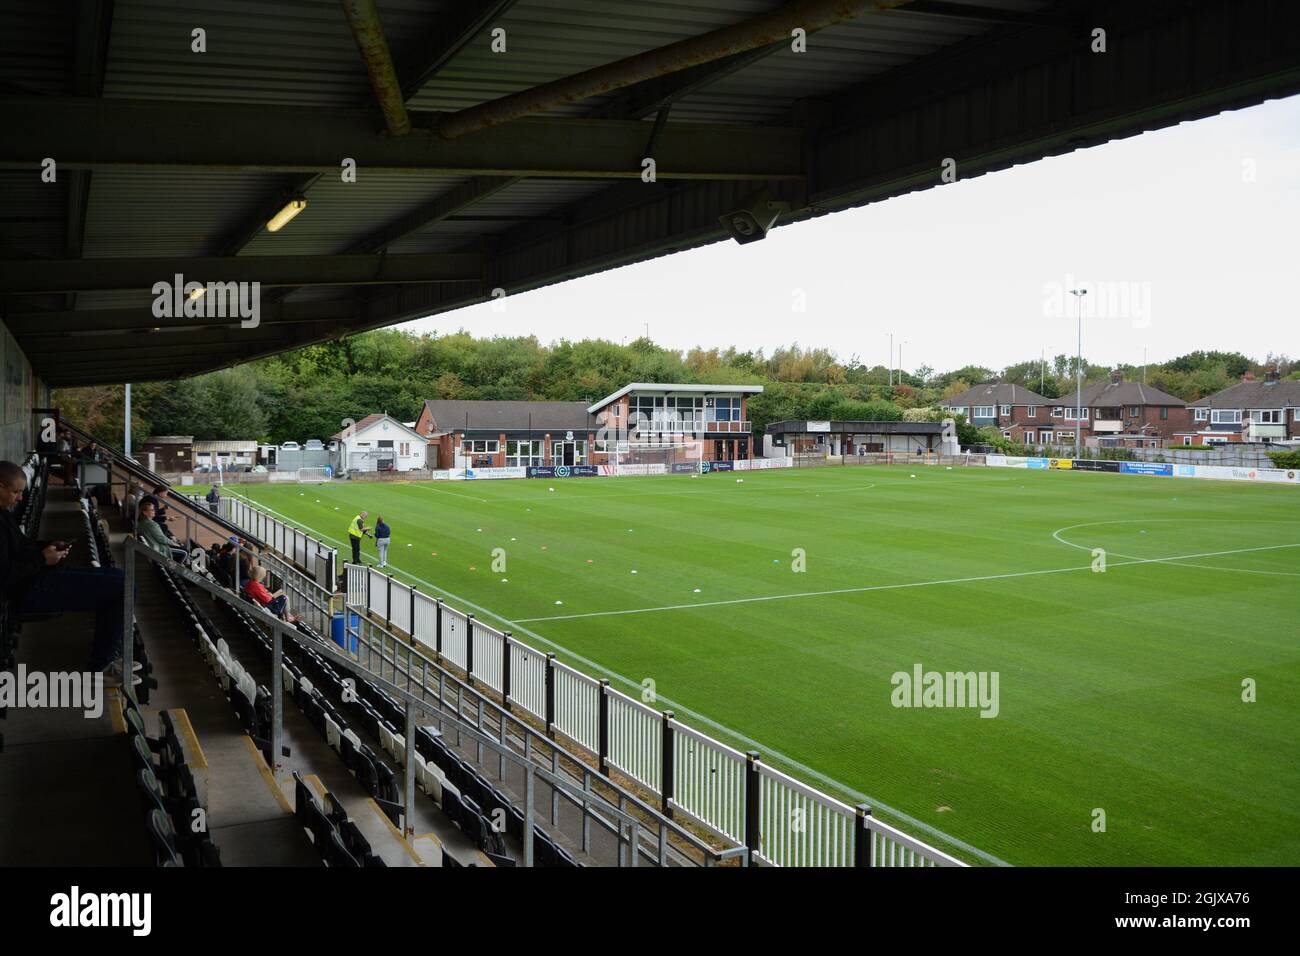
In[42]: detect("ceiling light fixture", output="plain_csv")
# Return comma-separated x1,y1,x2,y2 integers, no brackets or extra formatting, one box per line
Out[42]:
267,197,308,233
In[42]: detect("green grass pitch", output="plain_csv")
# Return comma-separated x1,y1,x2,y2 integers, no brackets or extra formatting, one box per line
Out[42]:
209,466,1300,866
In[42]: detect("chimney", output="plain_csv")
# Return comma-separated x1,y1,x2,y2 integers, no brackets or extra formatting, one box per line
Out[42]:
1242,371,1255,382
1109,369,1122,384
1265,369,1280,384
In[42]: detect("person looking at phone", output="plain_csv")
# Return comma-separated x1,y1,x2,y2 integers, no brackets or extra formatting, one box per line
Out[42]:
0,460,130,683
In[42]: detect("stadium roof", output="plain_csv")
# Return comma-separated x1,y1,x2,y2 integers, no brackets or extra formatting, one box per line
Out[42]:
588,381,765,412
3,0,1299,387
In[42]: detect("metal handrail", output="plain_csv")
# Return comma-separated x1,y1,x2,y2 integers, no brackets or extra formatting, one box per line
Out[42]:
49,414,265,548
342,604,730,866
121,538,666,868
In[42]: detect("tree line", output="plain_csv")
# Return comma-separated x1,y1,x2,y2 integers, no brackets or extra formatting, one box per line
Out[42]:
51,329,1296,448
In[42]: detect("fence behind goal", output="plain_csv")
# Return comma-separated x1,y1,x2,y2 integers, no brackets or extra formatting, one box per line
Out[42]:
344,562,968,868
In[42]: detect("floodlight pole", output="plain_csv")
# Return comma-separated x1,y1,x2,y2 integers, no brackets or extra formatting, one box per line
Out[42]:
1069,289,1088,459
887,332,894,386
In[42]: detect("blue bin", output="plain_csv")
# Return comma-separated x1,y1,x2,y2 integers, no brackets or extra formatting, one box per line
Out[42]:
330,612,360,653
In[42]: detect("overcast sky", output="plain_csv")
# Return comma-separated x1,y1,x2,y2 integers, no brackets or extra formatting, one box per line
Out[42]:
401,93,1300,375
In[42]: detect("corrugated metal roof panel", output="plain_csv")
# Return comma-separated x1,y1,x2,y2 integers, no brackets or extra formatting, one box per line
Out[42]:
100,0,456,107
81,169,284,258
240,172,470,257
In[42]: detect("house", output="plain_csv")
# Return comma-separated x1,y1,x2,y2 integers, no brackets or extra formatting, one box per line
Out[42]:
330,413,427,472
139,435,193,473
193,440,258,470
939,383,1053,444
413,384,764,471
588,383,763,463
1178,371,1300,445
1075,374,1189,448
415,399,595,470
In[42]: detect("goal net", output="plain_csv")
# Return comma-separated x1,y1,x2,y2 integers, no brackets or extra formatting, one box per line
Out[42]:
295,466,332,484
609,439,704,475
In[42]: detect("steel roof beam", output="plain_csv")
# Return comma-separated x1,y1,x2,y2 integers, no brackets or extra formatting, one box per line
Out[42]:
340,0,411,136
5,300,358,335
0,252,483,294
0,96,803,180
435,0,914,138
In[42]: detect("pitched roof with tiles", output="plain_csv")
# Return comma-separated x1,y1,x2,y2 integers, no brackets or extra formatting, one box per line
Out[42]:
1187,378,1300,408
420,400,593,434
1076,380,1185,407
330,414,425,441
941,383,1052,407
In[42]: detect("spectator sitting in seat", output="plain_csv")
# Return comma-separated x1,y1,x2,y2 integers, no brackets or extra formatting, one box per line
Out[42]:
0,459,134,684
242,565,299,623
214,541,236,583
53,429,79,485
216,538,257,586
136,499,188,564
147,485,172,533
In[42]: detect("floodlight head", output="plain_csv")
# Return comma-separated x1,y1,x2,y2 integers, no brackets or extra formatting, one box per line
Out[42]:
720,190,789,244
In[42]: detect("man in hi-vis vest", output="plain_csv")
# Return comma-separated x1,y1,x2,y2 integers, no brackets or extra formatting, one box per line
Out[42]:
347,511,371,565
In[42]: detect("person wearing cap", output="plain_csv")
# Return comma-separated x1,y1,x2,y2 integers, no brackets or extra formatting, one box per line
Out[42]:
347,511,371,565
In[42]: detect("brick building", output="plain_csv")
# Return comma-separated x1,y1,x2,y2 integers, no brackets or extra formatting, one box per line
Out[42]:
415,400,595,471
1178,371,1300,445
1075,374,1189,448
940,383,1053,443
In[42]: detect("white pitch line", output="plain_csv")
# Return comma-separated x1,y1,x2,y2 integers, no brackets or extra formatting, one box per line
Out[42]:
515,541,1300,623
411,483,490,504
222,492,1006,865
1052,518,1300,577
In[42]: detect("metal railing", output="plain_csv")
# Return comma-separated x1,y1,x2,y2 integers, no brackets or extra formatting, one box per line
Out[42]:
340,606,739,867
207,491,970,867
121,538,697,868
220,495,336,588
343,562,969,867
46,414,266,550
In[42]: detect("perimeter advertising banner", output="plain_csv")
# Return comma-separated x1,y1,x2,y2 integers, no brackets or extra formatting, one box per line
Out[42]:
458,466,527,480
984,455,1298,485
527,465,598,478
1120,461,1173,477
701,460,734,472
1070,459,1122,473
